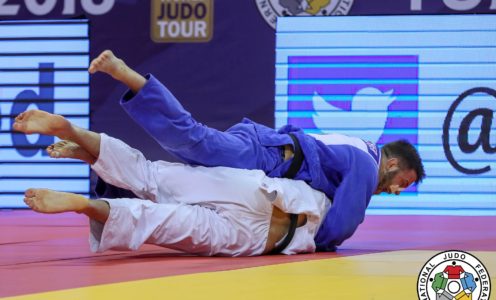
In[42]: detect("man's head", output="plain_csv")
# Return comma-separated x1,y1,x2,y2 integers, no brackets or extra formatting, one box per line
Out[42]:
374,140,425,195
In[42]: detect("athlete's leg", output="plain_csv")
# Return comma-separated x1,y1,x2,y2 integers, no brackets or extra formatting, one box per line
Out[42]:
89,50,285,172
13,110,164,201
24,188,108,224
13,110,101,160
46,140,96,164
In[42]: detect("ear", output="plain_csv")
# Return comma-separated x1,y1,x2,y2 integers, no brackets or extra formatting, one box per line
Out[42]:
386,158,399,171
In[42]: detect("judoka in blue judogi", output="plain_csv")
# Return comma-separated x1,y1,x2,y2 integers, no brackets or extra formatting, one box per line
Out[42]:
90,50,425,252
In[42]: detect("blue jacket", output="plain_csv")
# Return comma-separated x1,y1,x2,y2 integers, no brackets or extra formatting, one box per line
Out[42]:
120,75,380,251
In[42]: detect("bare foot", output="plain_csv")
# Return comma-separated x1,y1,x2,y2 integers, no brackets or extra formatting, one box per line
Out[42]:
24,188,89,213
89,50,146,93
47,140,96,164
13,110,72,139
88,50,128,80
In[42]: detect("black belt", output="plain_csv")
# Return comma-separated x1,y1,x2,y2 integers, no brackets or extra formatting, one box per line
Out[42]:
283,134,304,179
270,133,304,254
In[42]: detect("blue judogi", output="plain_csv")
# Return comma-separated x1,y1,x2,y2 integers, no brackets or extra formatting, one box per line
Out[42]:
117,75,380,251
461,273,477,292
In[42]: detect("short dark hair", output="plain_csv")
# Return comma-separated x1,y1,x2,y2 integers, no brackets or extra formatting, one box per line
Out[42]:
382,140,425,184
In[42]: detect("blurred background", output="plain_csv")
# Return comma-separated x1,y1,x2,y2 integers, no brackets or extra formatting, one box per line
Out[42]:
1,0,495,215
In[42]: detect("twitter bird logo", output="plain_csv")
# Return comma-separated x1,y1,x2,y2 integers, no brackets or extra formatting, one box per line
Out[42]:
311,87,396,143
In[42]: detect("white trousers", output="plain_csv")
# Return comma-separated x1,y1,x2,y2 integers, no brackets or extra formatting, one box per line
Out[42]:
90,134,277,256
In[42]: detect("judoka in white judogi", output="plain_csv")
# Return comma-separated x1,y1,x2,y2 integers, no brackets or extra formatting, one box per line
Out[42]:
89,134,331,256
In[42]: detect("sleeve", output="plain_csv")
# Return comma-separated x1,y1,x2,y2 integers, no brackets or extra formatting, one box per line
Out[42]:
119,75,276,170
313,152,377,251
120,74,212,150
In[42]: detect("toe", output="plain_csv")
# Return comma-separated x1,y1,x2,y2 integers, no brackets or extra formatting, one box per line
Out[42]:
15,112,25,121
89,64,97,74
12,122,22,131
89,61,98,73
24,197,34,208
25,188,37,198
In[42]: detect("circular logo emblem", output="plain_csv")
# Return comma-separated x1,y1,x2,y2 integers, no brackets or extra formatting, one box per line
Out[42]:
417,250,491,300
255,0,354,29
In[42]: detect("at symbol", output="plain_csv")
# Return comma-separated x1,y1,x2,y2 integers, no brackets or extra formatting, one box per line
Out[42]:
443,87,496,174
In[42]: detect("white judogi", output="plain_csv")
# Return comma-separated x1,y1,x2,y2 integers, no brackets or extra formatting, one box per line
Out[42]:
89,134,331,256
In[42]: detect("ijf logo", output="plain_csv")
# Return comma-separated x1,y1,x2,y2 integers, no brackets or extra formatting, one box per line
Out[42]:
255,0,354,29
417,250,491,300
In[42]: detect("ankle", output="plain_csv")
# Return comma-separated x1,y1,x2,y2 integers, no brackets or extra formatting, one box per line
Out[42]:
75,197,91,213
109,59,128,81
56,127,75,141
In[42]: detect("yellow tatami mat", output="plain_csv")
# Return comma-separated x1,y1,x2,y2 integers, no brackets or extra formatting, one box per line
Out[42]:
6,250,495,300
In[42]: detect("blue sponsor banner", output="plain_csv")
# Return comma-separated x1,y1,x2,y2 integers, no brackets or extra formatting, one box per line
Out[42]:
286,55,419,145
276,15,496,216
0,20,90,208
0,2,495,210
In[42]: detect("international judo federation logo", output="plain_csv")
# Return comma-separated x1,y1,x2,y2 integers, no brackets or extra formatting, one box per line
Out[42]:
417,250,491,300
255,0,354,29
